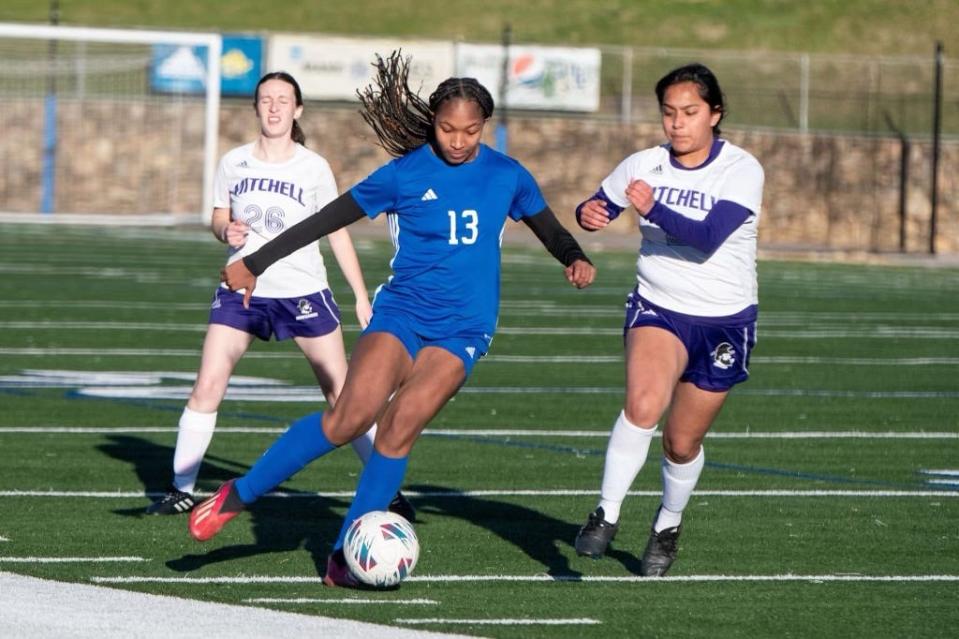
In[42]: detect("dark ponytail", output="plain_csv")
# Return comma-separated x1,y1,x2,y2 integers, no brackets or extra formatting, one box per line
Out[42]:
655,63,726,135
358,50,495,157
254,71,307,146
290,120,305,146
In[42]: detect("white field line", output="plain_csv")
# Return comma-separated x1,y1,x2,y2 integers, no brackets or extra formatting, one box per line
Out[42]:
920,469,959,476
4,489,957,499
2,377,956,401
10,297,959,322
61,385,959,400
0,427,956,440
396,618,601,626
244,598,439,605
0,536,9,542
92,574,959,585
8,299,959,322
3,348,959,367
0,556,146,563
2,321,959,339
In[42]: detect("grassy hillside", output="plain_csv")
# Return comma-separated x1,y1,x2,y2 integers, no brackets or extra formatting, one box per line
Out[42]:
0,0,956,56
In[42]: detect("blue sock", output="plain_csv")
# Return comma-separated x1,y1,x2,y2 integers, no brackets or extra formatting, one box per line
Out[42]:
234,412,336,504
333,450,409,550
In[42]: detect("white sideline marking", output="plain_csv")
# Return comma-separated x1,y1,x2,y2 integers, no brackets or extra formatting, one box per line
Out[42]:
5,489,959,499
0,556,146,563
1,426,956,440
245,597,439,605
414,575,959,583
920,469,959,476
3,348,959,367
396,618,601,626
92,574,959,585
1,572,465,639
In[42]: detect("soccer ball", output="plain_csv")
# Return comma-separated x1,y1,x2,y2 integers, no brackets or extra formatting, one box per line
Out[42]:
343,510,419,588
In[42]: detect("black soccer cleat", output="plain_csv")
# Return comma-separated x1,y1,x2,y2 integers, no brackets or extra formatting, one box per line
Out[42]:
640,523,682,576
387,491,416,523
574,507,619,558
145,486,196,515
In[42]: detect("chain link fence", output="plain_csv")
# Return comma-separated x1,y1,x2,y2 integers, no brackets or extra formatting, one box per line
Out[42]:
591,45,957,138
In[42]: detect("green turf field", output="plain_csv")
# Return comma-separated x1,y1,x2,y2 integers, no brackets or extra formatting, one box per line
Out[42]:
0,222,957,637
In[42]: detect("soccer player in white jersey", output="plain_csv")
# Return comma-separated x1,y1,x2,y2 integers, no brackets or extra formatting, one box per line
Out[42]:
573,63,765,576
146,72,413,521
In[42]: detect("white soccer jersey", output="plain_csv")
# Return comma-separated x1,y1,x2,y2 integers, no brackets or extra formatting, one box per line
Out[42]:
601,140,765,317
213,143,338,298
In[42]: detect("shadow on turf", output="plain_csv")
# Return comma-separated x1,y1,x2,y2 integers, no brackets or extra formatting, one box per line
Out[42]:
407,483,645,578
97,434,349,576
99,436,643,577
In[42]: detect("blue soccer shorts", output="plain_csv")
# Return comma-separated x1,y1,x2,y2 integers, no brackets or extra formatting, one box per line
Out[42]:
363,310,492,377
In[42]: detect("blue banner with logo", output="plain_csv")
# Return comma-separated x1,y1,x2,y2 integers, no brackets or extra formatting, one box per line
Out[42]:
150,34,262,96
220,35,263,96
151,44,209,94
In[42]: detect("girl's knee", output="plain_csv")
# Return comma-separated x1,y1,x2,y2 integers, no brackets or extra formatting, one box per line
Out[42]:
662,435,702,463
624,392,667,429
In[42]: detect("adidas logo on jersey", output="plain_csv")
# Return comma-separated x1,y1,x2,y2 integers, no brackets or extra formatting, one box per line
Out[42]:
237,160,249,168
650,164,663,175
421,188,438,201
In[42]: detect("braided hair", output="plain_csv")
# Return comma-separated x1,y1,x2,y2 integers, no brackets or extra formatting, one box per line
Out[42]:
357,50,495,157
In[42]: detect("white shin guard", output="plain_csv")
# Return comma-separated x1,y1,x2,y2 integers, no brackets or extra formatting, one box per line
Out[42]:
598,410,657,524
172,406,217,494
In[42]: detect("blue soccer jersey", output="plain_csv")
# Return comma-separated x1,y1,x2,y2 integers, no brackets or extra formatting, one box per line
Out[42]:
350,143,546,338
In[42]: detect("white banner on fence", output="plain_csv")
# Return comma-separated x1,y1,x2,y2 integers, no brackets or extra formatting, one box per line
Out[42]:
267,35,454,100
455,43,601,112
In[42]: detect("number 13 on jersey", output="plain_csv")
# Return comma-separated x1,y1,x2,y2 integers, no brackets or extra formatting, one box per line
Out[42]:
448,209,478,245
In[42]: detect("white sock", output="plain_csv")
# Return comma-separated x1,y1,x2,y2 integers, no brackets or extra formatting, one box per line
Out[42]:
656,447,705,532
172,407,217,494
597,411,657,524
349,422,377,464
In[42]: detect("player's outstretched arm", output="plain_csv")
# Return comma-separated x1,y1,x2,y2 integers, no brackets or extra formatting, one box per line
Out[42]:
221,191,366,307
522,206,596,289
327,227,373,329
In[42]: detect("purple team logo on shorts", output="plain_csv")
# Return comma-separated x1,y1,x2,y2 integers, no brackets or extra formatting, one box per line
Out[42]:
209,288,340,341
296,299,318,320
710,342,736,370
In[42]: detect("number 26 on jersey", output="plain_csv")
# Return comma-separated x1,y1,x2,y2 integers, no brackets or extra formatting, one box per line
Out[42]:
448,209,478,245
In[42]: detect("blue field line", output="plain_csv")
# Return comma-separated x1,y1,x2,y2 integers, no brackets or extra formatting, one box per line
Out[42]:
0,388,33,398
427,432,941,491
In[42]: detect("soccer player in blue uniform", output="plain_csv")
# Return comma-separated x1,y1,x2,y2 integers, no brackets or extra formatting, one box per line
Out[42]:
188,53,596,587
145,71,412,522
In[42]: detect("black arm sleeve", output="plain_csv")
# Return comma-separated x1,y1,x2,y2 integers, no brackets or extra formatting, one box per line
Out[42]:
522,206,592,267
243,191,366,276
